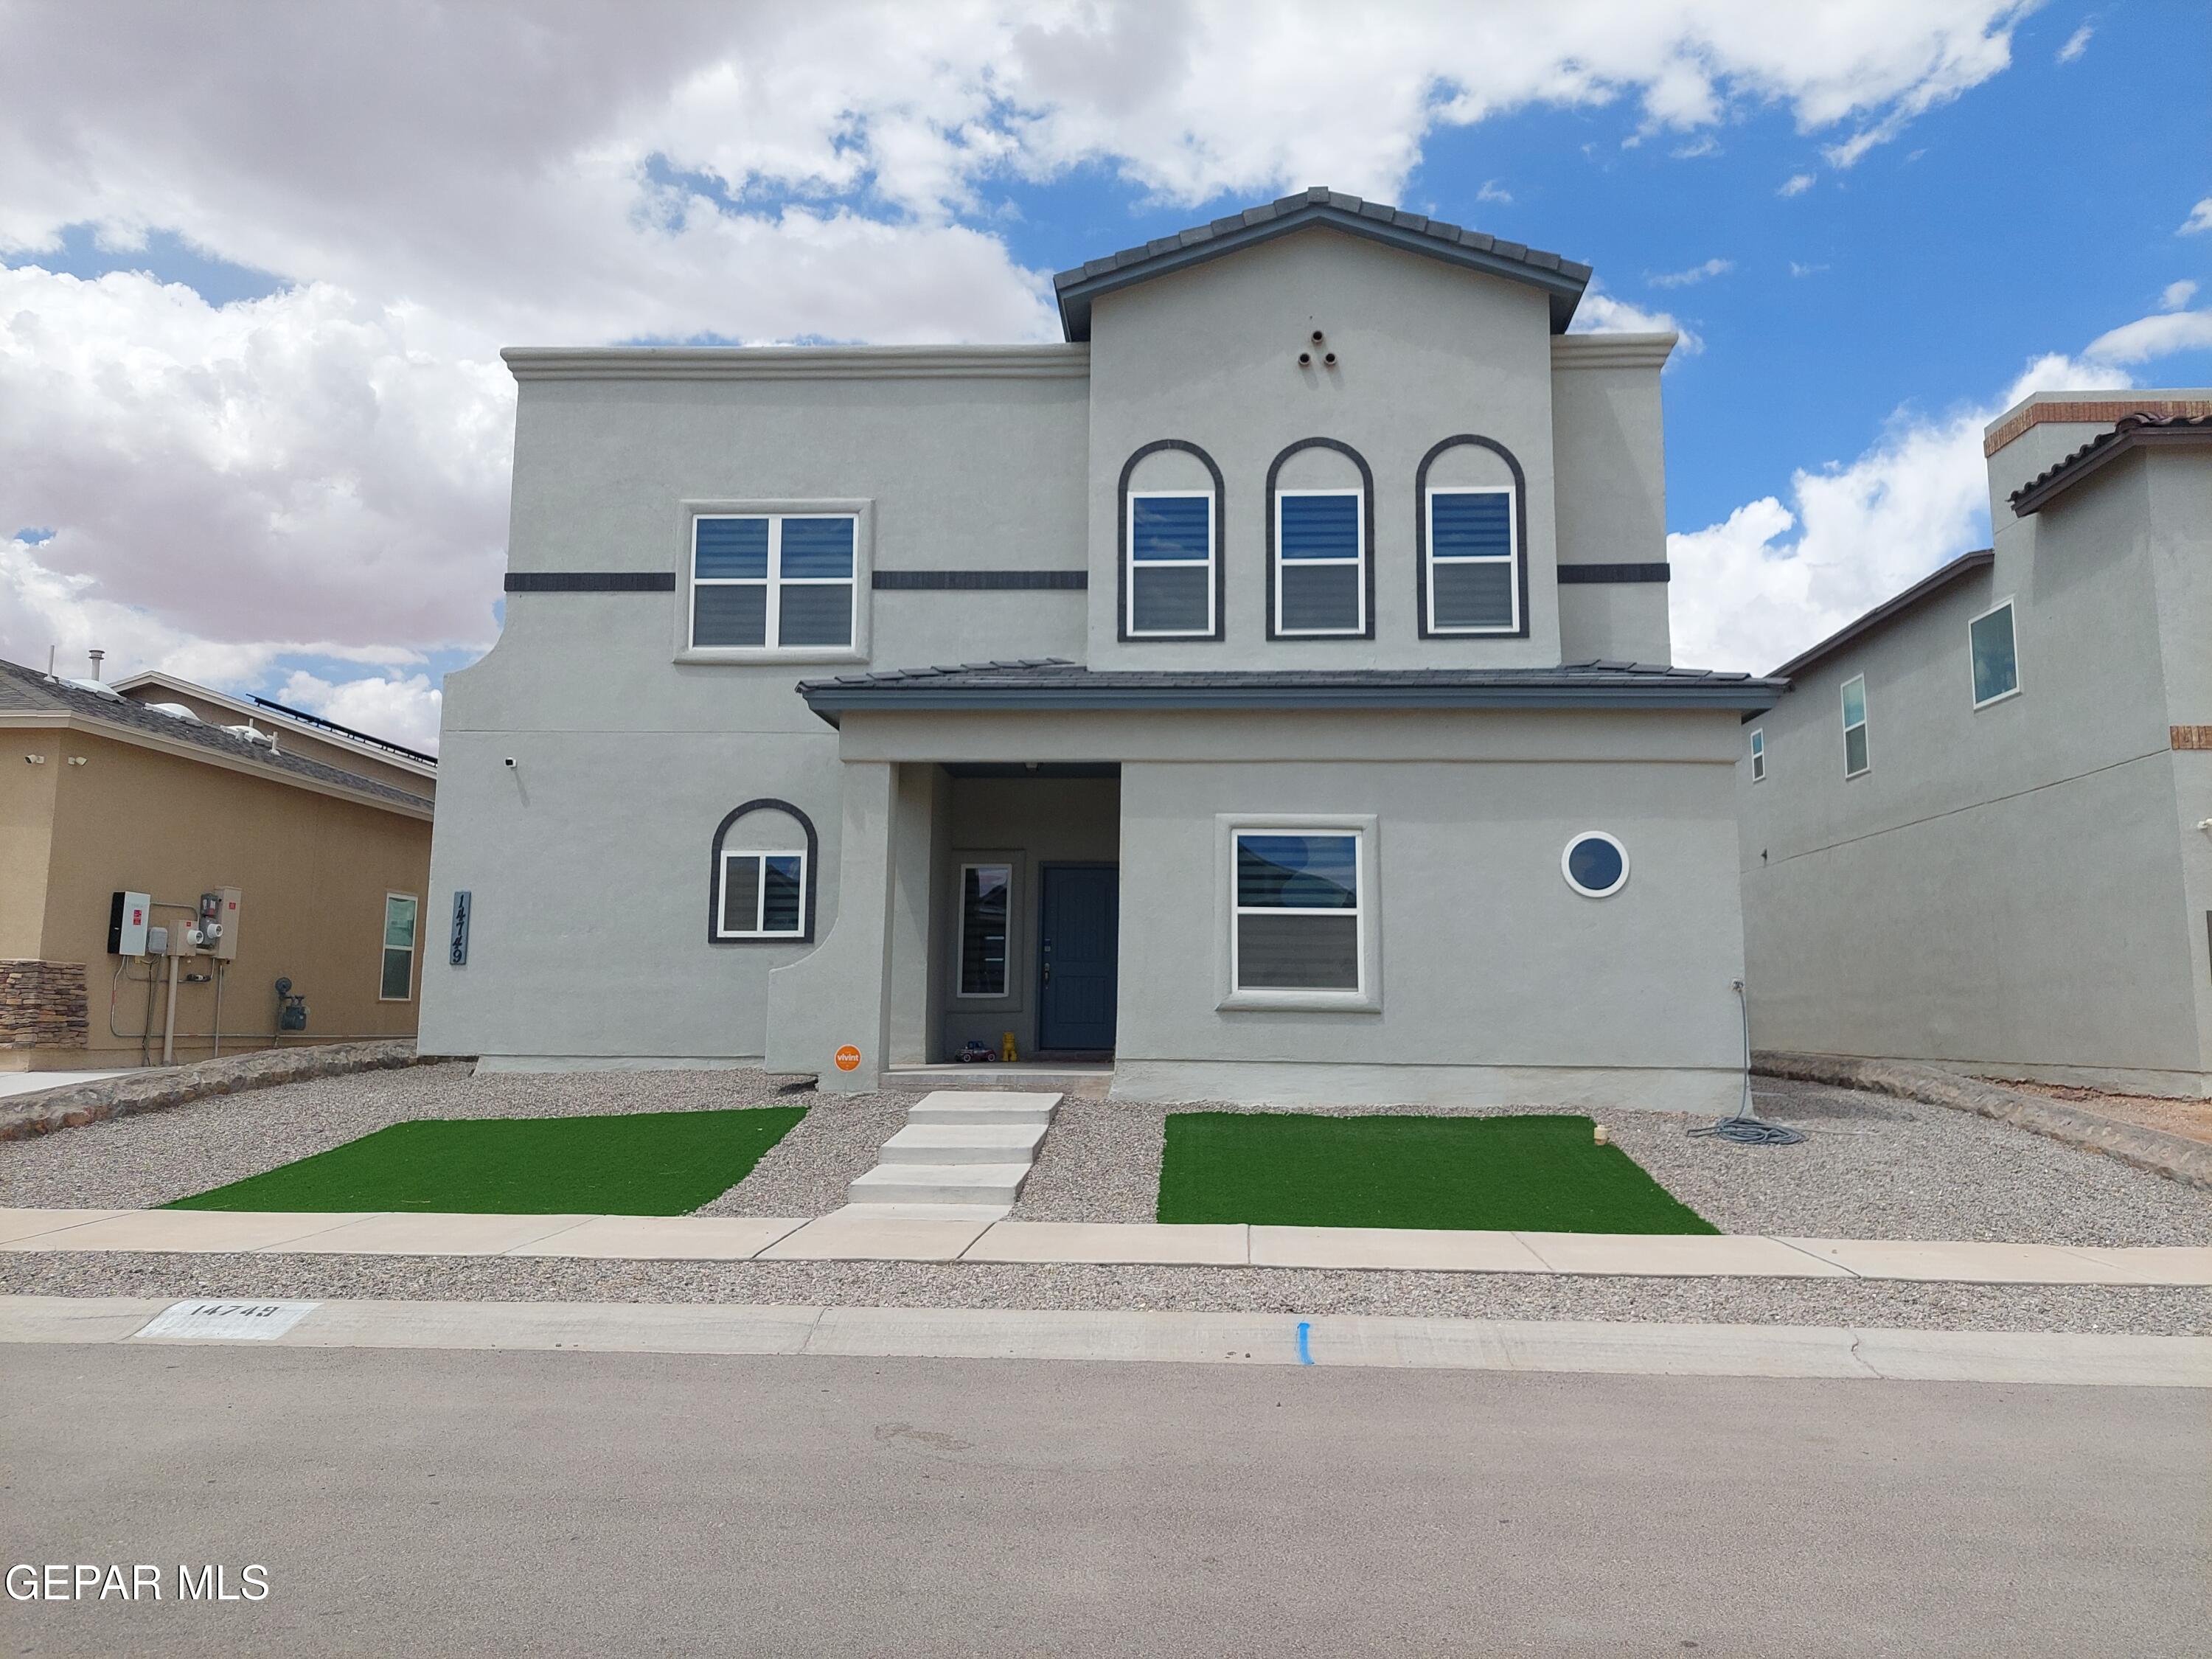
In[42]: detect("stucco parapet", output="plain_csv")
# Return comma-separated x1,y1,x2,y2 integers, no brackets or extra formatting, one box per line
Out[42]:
1551,333,1678,370
0,1041,448,1144
1753,1051,2212,1192
501,345,1090,383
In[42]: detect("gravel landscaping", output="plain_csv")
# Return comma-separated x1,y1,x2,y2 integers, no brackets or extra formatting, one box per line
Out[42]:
0,1250,2204,1335
1017,1079,2212,1247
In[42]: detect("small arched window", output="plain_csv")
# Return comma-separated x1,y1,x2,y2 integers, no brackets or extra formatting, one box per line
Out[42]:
1416,434,1529,639
709,799,818,943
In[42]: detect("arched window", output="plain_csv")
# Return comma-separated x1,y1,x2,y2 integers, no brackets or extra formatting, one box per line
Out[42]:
1119,439,1226,641
1265,438,1375,640
708,799,818,944
1415,434,1529,639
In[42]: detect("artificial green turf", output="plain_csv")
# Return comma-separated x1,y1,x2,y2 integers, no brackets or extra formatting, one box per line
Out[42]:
166,1107,806,1216
1155,1112,1717,1234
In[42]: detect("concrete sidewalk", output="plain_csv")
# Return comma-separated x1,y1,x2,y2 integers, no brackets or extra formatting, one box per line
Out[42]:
1,1204,2208,1284
2,1294,2207,1386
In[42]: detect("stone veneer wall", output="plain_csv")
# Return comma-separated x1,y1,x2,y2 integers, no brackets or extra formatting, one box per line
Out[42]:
0,960,89,1050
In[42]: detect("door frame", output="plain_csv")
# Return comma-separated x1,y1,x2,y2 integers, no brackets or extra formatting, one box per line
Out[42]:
1034,860,1119,1057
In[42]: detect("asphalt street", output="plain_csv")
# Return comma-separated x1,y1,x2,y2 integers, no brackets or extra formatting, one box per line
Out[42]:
2,1342,2204,1656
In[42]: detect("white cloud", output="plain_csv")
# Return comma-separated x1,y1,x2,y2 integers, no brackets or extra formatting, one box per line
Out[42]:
1476,179,1513,205
2056,23,2093,63
2161,279,2199,311
0,0,2041,725
1788,260,1829,277
1671,136,1722,159
1649,257,1733,288
2180,198,2212,235
2081,308,2212,366
278,669,442,755
1568,283,1701,354
1670,343,2156,672
1778,173,1817,196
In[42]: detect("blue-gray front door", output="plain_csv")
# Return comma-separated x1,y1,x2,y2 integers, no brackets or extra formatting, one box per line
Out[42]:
1038,863,1118,1052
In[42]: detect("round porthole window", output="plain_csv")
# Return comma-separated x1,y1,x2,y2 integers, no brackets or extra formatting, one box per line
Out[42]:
1562,831,1629,898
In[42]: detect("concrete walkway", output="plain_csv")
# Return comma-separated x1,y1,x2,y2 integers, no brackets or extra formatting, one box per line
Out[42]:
2,1295,2206,1386
1,1205,2208,1284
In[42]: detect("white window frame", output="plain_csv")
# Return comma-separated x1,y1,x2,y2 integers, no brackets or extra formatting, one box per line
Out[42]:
1124,490,1217,639
717,848,809,940
378,892,418,1003
1424,485,1520,635
676,498,871,665
953,859,1017,1002
1968,597,2023,710
1841,674,1871,779
1215,814,1382,1013
1749,728,1766,782
1560,831,1631,900
1273,487,1367,637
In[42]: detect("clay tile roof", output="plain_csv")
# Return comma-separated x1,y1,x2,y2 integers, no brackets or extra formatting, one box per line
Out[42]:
2009,411,2212,515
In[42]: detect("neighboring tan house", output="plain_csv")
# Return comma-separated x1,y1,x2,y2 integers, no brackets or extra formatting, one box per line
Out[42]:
1739,393,2212,1099
0,655,437,1073
422,187,1784,1111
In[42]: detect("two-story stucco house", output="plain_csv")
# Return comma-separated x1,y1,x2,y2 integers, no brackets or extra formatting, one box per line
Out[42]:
420,189,1783,1110
1739,392,2212,1099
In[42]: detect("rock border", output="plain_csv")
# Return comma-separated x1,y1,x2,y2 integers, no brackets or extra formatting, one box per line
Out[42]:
0,1043,445,1144
1755,1051,2212,1193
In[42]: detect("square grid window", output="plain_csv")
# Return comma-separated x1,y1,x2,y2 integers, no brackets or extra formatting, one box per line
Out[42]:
1274,491,1364,634
1749,728,1766,782
380,894,417,1001
1969,600,2020,708
720,850,806,939
958,863,1012,997
1841,675,1871,778
692,515,856,650
1126,493,1214,636
1426,487,1517,632
1232,831,1361,992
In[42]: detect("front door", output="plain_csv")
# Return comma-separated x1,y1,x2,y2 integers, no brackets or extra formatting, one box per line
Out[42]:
1038,863,1119,1054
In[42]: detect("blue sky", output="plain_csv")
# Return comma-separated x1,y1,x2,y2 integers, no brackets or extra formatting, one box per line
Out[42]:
1,0,2206,748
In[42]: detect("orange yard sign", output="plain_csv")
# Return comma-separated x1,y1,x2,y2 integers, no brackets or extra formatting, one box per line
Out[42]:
834,1045,862,1072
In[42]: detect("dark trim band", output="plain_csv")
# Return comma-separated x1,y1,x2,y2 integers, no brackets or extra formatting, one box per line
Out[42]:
873,571,1087,591
1117,439,1227,644
708,798,819,946
505,572,676,593
1414,435,1531,640
1265,437,1377,642
1557,562,1671,585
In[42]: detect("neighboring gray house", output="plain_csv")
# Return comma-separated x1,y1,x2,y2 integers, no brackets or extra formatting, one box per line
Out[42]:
1739,393,2212,1099
421,189,1782,1110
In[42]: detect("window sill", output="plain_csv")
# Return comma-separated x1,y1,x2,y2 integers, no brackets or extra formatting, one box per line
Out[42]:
1972,687,2022,711
1217,987,1381,1015
676,647,867,667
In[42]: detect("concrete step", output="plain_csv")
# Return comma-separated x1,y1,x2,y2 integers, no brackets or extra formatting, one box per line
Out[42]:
846,1164,1032,1206
880,1123,1048,1165
883,1068,1107,1097
906,1090,1062,1127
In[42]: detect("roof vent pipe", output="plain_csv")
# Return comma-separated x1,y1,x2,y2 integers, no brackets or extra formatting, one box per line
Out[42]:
87,648,104,680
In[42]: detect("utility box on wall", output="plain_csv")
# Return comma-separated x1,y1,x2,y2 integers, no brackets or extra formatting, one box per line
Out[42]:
107,891,151,957
211,886,242,960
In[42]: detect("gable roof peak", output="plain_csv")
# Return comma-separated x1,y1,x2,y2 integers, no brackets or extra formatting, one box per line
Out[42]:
1051,187,1591,341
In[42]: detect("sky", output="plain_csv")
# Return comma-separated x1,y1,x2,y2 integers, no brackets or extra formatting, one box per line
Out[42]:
2,0,2207,754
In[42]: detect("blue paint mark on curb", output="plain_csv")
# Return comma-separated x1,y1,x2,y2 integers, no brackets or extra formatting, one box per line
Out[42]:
1295,1321,1314,1366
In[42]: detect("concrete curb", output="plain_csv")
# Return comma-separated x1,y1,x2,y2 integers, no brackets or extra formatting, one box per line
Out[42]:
3,1295,2205,1386
1755,1050,2212,1194
0,1042,445,1144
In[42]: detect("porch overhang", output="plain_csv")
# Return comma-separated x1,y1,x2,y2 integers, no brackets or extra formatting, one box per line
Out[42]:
798,661,1787,728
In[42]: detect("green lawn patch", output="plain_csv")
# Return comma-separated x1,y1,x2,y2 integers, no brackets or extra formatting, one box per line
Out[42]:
1157,1112,1717,1234
167,1107,805,1216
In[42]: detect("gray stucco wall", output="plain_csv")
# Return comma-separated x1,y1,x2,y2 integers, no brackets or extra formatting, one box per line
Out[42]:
1082,226,1565,669
1739,425,2209,1093
422,360,1091,1064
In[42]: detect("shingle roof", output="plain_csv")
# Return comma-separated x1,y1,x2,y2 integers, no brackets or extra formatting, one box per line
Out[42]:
1051,187,1593,341
798,658,1781,725
0,657,434,813
2008,411,2212,515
